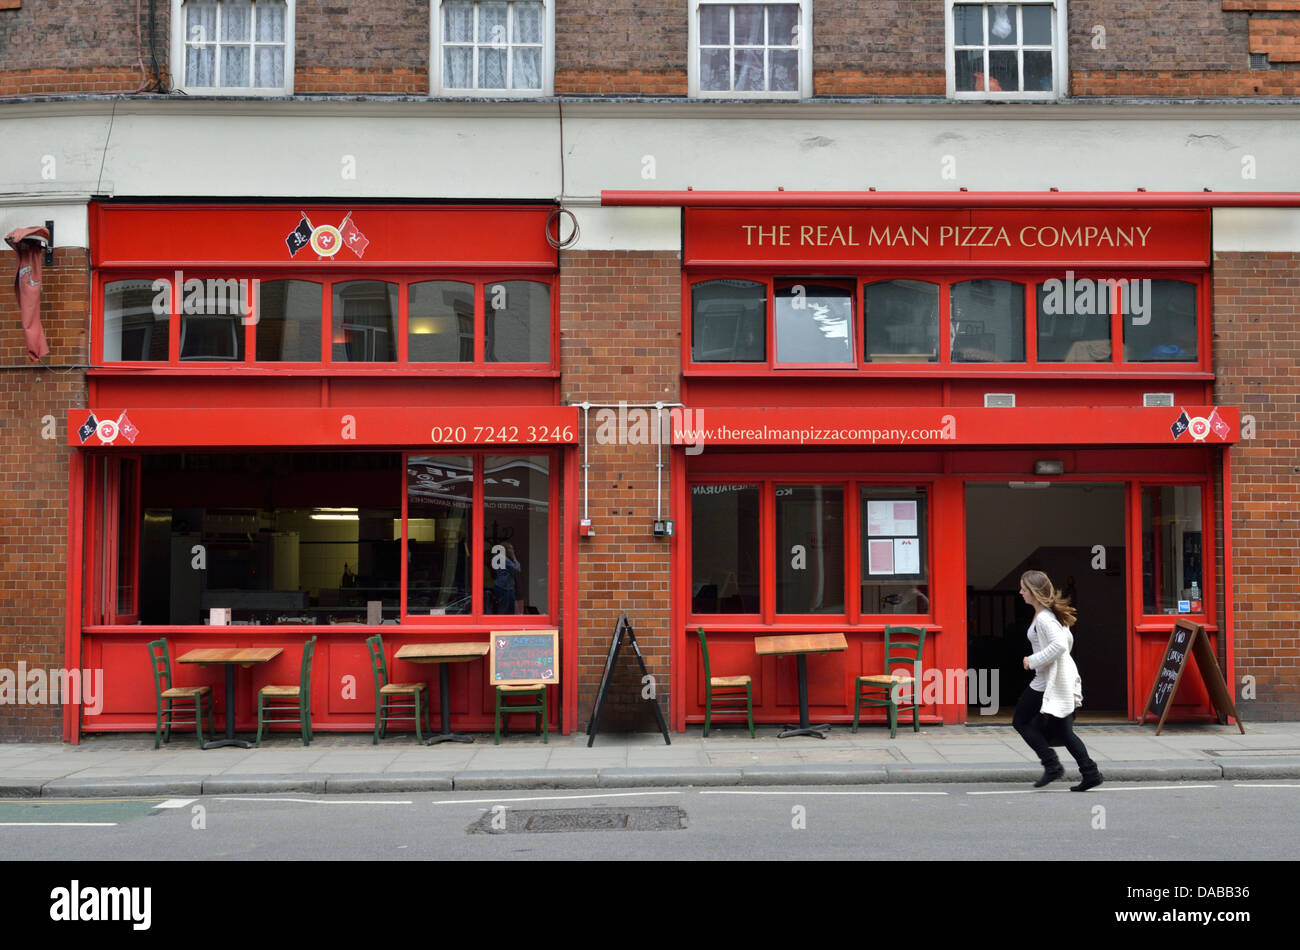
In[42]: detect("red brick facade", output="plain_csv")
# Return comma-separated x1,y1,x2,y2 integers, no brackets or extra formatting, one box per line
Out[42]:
560,251,680,730
0,248,88,741
1212,252,1300,721
2,0,1298,99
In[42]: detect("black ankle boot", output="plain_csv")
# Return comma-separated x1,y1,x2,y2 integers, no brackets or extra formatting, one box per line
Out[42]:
1033,764,1065,788
1070,770,1103,792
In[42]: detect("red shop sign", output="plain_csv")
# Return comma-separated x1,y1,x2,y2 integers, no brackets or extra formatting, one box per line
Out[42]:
91,204,559,269
69,406,579,448
670,405,1238,447
685,208,1209,268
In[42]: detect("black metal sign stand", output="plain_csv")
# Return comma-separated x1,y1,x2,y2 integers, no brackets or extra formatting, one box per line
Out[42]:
586,613,671,747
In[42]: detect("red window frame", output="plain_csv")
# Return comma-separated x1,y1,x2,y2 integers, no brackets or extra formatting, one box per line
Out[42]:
687,476,935,628
682,268,1210,377
1131,477,1216,629
93,270,560,374
400,449,561,626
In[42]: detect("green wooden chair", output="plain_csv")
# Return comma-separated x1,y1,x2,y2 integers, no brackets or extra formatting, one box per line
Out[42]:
853,625,926,738
255,635,316,746
366,634,427,743
494,684,548,745
698,628,754,738
147,638,214,749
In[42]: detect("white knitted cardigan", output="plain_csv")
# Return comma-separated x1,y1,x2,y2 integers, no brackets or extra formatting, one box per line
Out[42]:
1026,608,1084,718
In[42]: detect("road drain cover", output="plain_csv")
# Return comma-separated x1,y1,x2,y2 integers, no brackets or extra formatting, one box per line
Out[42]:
469,806,687,835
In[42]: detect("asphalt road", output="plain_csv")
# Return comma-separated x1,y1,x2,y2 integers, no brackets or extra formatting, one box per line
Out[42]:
2,781,1298,861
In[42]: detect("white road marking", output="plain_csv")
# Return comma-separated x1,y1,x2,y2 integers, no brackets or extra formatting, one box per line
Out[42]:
967,790,1041,795
432,791,682,805
700,790,948,796
1231,783,1300,788
154,798,197,809
0,822,118,827
210,797,413,805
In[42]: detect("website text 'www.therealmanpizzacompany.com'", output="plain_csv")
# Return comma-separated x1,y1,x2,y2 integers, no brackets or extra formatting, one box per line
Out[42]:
680,423,956,447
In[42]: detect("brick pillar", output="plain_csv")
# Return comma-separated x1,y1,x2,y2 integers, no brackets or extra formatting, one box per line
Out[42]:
1213,251,1300,720
561,250,680,731
0,247,89,740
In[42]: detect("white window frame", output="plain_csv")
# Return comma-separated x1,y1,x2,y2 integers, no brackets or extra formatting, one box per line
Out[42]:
945,0,1067,101
171,0,295,96
688,0,812,99
430,0,555,97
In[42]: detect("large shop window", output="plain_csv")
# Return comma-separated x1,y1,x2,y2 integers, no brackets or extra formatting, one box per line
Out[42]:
98,275,555,369
690,480,932,622
1141,485,1204,617
127,451,554,626
687,274,1203,372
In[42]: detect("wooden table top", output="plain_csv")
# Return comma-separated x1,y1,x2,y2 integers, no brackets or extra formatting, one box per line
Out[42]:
753,633,849,657
178,647,283,665
395,642,490,663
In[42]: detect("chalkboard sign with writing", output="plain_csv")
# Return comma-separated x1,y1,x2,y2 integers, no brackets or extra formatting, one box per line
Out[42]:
1141,619,1244,735
490,630,559,685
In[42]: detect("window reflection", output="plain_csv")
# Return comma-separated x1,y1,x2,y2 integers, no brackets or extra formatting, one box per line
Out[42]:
692,279,766,362
691,484,760,614
1123,280,1197,362
1141,485,1203,615
864,280,939,363
776,485,844,614
774,281,854,364
410,281,474,362
332,281,397,362
484,456,550,615
950,280,1025,362
485,280,549,362
407,455,474,615
104,279,169,362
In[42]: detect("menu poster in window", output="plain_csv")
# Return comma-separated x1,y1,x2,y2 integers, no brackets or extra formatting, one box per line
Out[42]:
867,500,918,537
868,539,894,575
894,537,921,575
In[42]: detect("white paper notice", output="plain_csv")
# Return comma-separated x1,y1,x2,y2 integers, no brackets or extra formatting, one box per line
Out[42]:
867,500,895,536
894,537,920,575
868,539,894,575
891,501,918,537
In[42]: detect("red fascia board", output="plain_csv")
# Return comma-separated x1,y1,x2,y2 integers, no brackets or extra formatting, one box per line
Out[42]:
68,406,579,448
602,191,1300,208
669,406,1239,447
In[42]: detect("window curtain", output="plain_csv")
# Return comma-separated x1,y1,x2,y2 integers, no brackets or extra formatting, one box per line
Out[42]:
185,2,218,87
443,1,474,87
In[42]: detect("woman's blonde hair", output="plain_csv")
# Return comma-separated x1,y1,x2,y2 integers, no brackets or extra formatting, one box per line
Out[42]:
1021,570,1077,628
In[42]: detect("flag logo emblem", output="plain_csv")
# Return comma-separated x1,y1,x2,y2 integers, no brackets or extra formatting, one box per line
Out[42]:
96,419,120,444
310,224,343,258
1187,416,1211,442
1170,409,1190,440
78,414,99,444
120,412,140,444
1208,408,1230,441
286,212,368,260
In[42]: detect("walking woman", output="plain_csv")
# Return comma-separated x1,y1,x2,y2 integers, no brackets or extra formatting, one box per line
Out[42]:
1014,570,1103,791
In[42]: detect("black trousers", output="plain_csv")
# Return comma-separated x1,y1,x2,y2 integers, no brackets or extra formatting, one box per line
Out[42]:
1013,685,1099,776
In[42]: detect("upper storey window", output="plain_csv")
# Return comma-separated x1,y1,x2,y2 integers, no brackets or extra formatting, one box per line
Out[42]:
174,0,294,95
433,1,554,96
689,1,811,98
946,1,1066,100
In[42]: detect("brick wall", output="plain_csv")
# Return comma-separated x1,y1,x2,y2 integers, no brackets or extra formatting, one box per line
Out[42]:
0,247,89,740
294,1,428,94
560,250,680,730
0,0,168,96
1212,252,1300,720
555,0,687,95
4,0,1300,99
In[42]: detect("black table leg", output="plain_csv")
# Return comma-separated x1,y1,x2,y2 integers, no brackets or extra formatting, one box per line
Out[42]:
778,654,832,739
203,663,255,750
424,662,474,744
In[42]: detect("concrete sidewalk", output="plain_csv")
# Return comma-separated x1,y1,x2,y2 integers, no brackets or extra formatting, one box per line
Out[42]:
2,721,1299,797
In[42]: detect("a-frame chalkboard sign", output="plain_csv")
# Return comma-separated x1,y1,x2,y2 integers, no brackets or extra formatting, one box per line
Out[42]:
1141,619,1245,735
586,613,671,747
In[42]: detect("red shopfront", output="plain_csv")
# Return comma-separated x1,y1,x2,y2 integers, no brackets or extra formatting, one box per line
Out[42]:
65,203,581,742
664,203,1239,730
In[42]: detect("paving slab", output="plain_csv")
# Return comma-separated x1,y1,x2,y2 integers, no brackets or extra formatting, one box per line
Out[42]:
1214,758,1300,780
